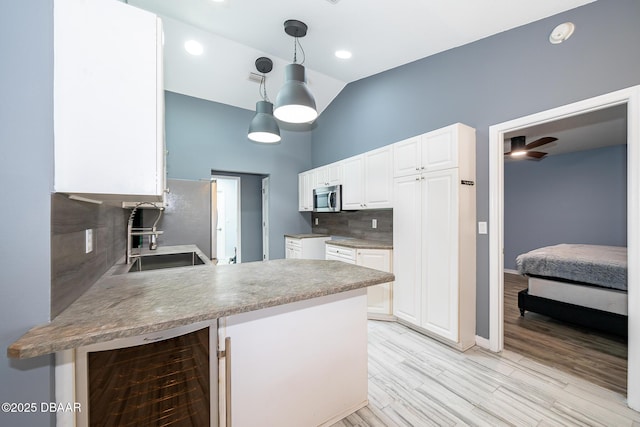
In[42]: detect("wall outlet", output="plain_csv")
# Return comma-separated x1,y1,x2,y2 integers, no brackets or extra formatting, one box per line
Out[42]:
372,219,377,229
478,221,487,235
85,229,93,253
314,217,319,225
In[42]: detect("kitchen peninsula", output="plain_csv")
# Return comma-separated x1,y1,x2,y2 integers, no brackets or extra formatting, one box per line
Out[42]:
8,256,393,426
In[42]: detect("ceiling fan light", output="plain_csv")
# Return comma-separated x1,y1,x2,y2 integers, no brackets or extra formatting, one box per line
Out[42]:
248,101,281,144
274,63,318,124
510,150,527,157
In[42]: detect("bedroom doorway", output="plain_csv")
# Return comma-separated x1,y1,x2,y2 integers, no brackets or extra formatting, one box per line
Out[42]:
488,85,640,411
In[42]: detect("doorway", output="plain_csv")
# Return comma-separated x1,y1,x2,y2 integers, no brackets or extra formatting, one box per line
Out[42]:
212,176,240,265
488,85,640,410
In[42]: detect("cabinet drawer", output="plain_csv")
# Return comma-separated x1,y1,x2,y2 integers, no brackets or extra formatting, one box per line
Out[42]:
285,238,302,249
325,245,356,262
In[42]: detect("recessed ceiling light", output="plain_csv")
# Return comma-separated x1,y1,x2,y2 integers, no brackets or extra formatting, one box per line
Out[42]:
549,22,575,44
184,40,204,55
335,50,352,59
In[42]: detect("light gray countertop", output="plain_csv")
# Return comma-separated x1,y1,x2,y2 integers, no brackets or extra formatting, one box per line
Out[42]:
284,233,330,239
325,239,393,250
8,252,394,359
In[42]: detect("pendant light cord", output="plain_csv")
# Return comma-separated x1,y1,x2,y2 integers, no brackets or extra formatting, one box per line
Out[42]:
293,37,306,65
259,75,270,103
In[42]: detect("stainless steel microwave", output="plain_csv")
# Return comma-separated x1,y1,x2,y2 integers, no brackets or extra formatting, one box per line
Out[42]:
313,185,341,212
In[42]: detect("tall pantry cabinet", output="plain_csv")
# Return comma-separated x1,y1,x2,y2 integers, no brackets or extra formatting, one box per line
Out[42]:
392,124,476,351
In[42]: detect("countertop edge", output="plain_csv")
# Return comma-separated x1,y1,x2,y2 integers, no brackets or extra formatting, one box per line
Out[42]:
325,240,393,250
7,265,394,359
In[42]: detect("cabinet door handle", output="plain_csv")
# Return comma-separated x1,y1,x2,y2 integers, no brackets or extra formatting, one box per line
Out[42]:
225,336,232,427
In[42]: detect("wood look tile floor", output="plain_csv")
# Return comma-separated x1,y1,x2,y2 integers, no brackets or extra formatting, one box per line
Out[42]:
332,320,639,427
503,273,628,395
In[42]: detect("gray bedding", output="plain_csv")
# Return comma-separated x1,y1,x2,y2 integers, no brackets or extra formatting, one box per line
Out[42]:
515,244,627,291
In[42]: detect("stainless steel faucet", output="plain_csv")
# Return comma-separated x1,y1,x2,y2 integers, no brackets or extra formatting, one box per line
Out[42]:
126,202,164,264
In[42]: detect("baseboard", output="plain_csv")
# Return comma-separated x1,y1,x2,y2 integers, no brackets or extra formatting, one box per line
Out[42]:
475,335,490,349
319,399,368,427
504,268,519,275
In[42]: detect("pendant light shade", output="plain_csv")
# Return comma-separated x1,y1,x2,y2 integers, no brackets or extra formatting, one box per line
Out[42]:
248,100,281,143
274,20,318,124
274,63,317,124
247,57,281,144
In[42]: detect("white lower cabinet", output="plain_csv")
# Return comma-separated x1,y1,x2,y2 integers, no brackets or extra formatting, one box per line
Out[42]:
393,164,476,351
326,244,394,319
219,289,368,427
285,236,330,259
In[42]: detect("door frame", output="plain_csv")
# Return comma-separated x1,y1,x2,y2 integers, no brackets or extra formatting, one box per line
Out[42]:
488,85,640,410
262,176,270,261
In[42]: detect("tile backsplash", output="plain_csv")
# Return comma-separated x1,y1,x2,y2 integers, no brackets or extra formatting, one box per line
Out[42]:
51,194,128,318
312,209,392,244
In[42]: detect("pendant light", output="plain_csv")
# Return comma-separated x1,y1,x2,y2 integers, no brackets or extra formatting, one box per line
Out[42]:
274,20,318,124
248,57,281,144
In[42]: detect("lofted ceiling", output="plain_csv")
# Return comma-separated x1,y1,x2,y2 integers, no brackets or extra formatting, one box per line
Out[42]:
126,0,624,157
127,0,596,117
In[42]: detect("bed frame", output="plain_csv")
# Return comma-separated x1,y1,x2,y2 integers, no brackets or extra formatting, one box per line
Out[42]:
518,288,628,337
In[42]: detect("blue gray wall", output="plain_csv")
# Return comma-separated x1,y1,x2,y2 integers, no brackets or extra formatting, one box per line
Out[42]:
0,1,55,426
504,145,627,270
165,91,312,260
311,0,640,337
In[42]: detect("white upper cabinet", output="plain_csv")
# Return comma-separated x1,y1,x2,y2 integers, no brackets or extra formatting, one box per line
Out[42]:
53,0,165,204
341,155,365,210
392,136,422,177
298,171,313,212
312,162,342,188
342,146,393,210
327,163,343,186
393,123,475,177
313,167,330,189
363,146,394,209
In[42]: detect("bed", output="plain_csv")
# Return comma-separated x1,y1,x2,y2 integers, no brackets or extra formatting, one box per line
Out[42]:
515,244,628,337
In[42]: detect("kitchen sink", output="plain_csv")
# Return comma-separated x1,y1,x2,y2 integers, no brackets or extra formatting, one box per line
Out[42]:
128,251,206,272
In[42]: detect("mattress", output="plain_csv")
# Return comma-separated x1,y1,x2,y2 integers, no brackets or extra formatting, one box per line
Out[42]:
528,276,628,315
516,244,627,291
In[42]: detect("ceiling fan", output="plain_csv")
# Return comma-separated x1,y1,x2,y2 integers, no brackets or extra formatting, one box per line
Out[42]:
505,135,558,159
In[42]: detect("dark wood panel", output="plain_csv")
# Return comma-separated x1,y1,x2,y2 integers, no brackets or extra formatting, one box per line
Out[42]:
88,327,210,426
504,273,627,394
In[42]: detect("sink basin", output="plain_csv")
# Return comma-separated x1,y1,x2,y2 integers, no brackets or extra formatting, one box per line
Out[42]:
128,251,206,272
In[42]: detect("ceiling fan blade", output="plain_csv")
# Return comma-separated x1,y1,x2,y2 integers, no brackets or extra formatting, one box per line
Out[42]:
525,136,557,150
526,151,547,159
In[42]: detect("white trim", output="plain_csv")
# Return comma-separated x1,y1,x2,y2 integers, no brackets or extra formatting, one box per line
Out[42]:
55,350,76,427
262,176,270,261
488,85,640,411
503,268,518,275
474,335,491,350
